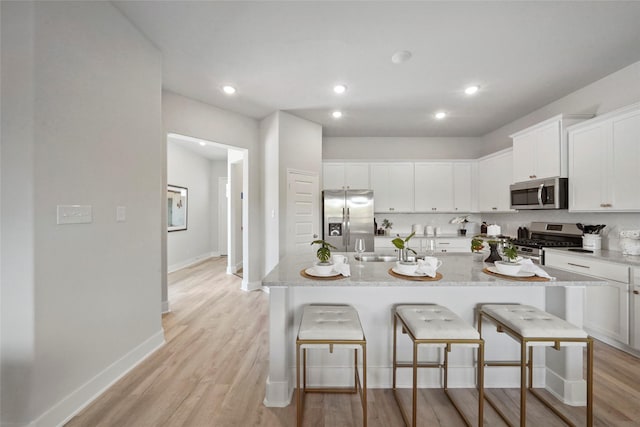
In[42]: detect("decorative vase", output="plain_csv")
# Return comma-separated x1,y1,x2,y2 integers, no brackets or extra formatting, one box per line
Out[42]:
472,252,484,262
484,242,503,263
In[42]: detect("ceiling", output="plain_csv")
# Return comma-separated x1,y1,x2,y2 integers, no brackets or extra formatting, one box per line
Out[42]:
115,1,640,138
168,134,229,160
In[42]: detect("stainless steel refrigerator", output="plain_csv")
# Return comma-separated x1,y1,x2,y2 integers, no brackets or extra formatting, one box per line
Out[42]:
323,190,374,252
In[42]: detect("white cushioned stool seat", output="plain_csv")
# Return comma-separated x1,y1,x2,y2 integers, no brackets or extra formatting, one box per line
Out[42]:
298,305,364,340
481,304,587,339
396,304,480,340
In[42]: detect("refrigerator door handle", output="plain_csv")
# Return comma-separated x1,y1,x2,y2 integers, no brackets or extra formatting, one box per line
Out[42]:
345,208,350,247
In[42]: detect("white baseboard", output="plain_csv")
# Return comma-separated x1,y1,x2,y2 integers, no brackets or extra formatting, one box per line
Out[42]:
168,252,218,273
263,376,294,407
243,280,262,292
161,300,170,314
546,367,586,406
31,330,165,427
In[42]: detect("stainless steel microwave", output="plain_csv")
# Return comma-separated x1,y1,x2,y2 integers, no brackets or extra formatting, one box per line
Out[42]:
509,177,568,210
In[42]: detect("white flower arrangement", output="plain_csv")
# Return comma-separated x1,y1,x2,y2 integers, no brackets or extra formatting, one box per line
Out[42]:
449,215,469,226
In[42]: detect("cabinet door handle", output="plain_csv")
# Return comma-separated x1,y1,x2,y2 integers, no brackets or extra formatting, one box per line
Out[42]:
439,242,450,245
432,208,437,211
633,290,639,295
567,262,590,269
389,207,395,211
492,207,497,210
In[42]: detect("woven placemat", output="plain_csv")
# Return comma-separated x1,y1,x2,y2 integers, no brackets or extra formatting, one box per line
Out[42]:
388,268,443,281
482,267,550,282
300,269,346,281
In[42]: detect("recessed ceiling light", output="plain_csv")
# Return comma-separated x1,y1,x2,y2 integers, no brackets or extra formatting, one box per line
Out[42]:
333,84,347,94
391,50,412,64
199,141,206,146
332,111,343,119
434,111,447,120
222,85,236,95
465,85,480,95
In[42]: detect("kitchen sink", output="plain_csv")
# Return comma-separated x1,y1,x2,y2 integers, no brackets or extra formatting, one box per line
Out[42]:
355,254,399,262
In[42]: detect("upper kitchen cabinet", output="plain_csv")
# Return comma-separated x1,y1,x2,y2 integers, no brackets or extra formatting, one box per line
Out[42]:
414,162,473,212
322,162,370,190
478,149,514,212
511,114,592,183
414,163,453,212
568,103,640,212
370,163,414,212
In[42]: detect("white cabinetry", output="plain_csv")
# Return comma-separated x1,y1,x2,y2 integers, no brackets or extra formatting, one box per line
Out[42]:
453,163,473,212
322,162,370,190
568,103,640,212
370,163,414,212
545,251,630,346
414,162,473,213
477,149,514,212
632,268,640,352
511,114,590,183
434,238,470,253
414,163,453,212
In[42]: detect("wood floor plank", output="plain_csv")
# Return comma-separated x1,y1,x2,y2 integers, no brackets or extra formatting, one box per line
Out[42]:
66,257,640,427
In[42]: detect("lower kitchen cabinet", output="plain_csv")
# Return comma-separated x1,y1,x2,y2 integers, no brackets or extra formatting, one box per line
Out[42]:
545,251,630,347
632,268,640,351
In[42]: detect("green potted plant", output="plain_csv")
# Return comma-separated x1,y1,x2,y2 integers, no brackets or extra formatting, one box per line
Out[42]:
392,232,417,262
494,243,523,275
471,237,485,262
310,239,337,274
382,218,393,235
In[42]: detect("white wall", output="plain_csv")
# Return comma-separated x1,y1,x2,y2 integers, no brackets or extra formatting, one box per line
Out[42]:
323,136,485,160
167,141,218,271
481,60,640,154
1,2,164,426
278,112,323,259
210,160,228,256
162,91,260,293
260,112,322,274
259,113,280,275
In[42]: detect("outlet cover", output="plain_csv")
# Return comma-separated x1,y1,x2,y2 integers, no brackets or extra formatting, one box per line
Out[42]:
57,205,92,225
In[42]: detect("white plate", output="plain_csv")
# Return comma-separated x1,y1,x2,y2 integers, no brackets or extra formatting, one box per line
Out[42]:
391,267,431,277
305,267,341,278
487,266,535,278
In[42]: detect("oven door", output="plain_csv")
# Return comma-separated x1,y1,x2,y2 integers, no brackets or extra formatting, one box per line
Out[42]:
515,245,541,264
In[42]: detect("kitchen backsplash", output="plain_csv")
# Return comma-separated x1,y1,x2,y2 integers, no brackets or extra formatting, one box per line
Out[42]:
375,211,640,251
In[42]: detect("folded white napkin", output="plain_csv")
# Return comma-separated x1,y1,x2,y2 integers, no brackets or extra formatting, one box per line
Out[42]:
333,262,351,277
416,259,437,278
519,258,555,280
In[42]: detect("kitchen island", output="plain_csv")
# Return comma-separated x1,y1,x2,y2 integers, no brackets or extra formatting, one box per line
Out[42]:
262,253,606,408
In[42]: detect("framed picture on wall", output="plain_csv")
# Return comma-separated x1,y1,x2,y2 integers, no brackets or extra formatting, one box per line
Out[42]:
167,185,188,232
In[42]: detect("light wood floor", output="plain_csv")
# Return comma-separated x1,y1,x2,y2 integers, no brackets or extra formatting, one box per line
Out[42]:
67,257,640,426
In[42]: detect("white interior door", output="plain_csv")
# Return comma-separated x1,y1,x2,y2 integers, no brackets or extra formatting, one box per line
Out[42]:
287,170,319,256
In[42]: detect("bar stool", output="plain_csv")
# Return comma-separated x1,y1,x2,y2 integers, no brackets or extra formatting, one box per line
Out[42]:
393,304,485,427
478,304,594,427
296,305,367,426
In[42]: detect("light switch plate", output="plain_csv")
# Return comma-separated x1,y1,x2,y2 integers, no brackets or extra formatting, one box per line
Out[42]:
57,205,92,225
116,206,126,222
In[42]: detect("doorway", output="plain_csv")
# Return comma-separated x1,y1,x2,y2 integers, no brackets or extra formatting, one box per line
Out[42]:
165,133,250,312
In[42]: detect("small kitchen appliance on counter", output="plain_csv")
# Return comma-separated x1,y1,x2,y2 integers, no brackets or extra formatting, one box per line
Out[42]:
511,222,583,264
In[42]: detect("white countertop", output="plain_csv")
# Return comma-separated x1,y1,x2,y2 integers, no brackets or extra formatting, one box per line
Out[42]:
545,247,640,267
262,252,606,287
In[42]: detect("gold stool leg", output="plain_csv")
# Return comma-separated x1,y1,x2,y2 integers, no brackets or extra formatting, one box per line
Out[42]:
478,341,484,427
296,343,302,427
587,338,593,427
362,342,368,427
520,340,527,427
412,341,418,427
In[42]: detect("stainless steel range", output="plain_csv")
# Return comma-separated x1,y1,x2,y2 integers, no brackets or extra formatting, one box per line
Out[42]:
511,222,583,264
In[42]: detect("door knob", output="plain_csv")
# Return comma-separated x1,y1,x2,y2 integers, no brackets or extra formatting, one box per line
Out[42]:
313,234,318,238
